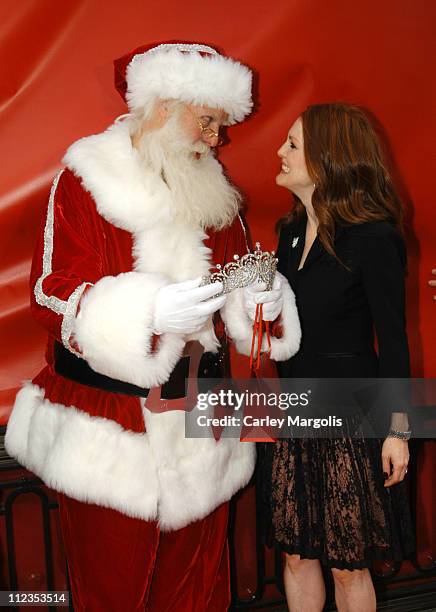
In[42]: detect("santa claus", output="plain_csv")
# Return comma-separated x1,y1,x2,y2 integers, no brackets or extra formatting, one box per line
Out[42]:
5,42,300,610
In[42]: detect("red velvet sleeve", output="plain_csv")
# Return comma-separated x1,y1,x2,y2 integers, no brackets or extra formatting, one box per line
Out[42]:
30,169,104,355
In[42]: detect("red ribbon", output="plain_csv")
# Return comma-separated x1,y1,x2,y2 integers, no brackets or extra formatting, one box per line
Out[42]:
249,303,272,372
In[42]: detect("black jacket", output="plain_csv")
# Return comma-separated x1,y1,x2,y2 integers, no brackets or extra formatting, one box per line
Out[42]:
276,216,410,381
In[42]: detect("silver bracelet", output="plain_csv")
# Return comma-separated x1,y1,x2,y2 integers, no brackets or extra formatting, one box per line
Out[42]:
387,429,411,441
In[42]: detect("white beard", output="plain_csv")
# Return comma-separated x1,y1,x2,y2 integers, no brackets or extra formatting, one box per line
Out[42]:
134,113,241,230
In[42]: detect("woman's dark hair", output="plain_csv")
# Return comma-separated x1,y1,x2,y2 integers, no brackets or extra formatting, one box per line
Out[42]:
283,103,404,261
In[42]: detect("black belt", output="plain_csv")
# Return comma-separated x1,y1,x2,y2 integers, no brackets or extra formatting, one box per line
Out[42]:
55,342,189,398
54,342,224,399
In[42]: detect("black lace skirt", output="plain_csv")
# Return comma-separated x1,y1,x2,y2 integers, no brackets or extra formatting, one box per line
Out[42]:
259,416,415,570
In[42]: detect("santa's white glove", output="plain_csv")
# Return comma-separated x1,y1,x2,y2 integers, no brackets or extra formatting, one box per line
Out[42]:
243,275,284,322
153,278,226,335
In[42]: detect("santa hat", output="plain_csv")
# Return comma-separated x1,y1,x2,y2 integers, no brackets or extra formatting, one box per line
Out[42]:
114,42,253,125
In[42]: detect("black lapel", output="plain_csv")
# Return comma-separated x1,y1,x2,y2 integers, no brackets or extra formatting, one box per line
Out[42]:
302,223,348,271
291,213,325,272
285,216,348,277
301,235,324,270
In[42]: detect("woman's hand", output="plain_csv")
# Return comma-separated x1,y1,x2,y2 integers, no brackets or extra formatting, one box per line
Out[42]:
381,437,409,487
243,276,284,322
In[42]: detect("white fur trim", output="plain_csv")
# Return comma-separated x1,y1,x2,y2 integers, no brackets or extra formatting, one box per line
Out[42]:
127,47,252,124
221,272,301,360
143,407,256,530
5,384,256,529
5,384,159,520
269,278,302,360
220,286,253,356
132,221,211,280
63,121,175,234
73,272,186,388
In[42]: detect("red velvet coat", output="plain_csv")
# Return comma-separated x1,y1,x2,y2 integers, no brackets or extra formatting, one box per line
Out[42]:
5,120,300,529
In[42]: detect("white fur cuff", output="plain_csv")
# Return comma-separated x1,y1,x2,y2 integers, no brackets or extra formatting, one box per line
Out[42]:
221,273,301,361
73,272,186,388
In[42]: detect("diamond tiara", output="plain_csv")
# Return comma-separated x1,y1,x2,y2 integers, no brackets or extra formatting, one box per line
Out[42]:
201,242,278,294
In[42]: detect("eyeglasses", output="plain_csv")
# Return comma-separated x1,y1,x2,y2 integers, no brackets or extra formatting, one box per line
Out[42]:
186,106,224,146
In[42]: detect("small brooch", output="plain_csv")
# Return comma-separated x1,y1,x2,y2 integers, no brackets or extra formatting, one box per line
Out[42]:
292,237,299,248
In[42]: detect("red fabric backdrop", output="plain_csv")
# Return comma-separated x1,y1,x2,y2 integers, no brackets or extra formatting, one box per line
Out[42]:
1,1,435,423
1,0,435,418
0,0,435,594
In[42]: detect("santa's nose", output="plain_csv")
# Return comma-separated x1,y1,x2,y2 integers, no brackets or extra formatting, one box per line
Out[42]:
201,130,221,147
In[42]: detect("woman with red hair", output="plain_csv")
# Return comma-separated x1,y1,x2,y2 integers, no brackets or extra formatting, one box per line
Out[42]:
264,103,414,611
